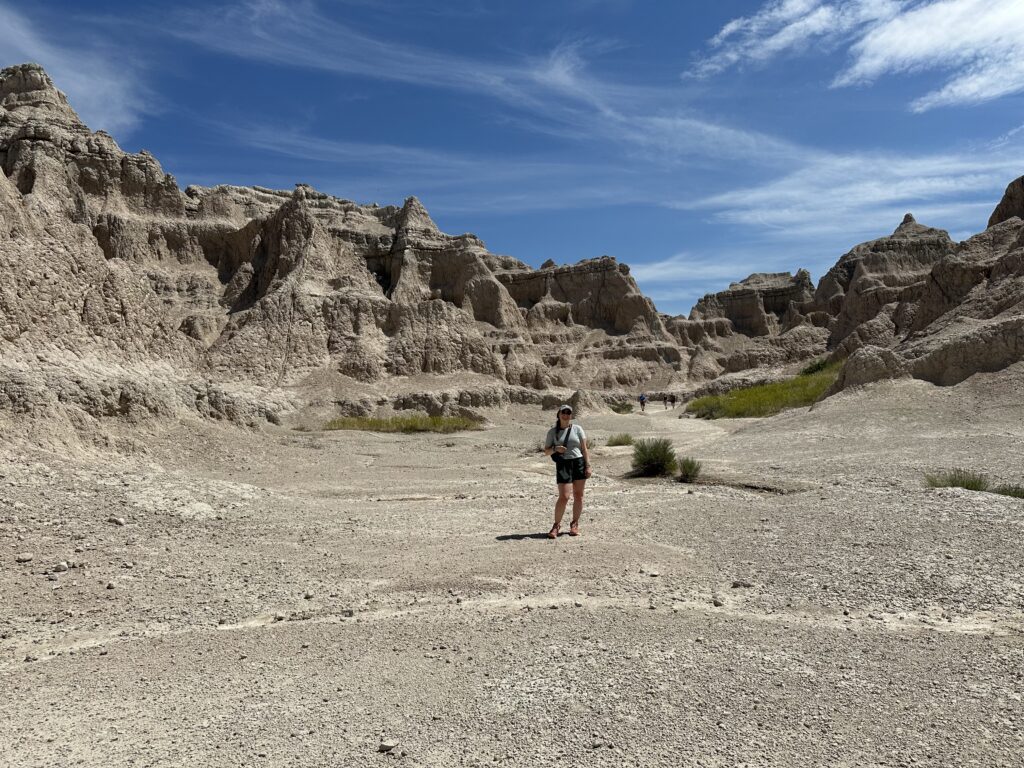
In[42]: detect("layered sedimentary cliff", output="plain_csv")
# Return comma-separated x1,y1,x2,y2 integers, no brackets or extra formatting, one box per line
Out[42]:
2,62,1023,437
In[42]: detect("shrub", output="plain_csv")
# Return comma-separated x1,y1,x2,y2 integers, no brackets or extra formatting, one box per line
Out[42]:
994,484,1024,499
924,469,990,492
677,456,702,483
607,433,634,447
610,401,634,414
631,438,677,477
799,357,831,376
324,414,482,433
687,362,841,419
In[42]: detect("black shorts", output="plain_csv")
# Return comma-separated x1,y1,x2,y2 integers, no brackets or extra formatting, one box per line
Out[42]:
555,457,587,484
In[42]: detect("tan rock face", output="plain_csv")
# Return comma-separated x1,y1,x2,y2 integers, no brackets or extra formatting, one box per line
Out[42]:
2,61,1023,436
988,175,1024,227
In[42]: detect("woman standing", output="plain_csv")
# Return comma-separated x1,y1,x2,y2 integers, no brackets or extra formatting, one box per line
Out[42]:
543,405,592,538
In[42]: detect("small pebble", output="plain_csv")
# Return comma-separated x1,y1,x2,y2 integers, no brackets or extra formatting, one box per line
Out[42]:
378,740,399,753
15,552,33,563
106,582,115,590
107,516,126,526
53,561,68,573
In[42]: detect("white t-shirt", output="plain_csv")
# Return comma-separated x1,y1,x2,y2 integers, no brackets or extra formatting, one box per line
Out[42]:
544,423,586,460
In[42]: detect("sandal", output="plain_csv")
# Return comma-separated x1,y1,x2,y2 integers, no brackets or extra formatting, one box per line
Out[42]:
569,520,580,537
547,524,560,539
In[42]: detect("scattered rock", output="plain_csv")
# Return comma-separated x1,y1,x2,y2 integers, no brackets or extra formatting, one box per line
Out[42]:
107,516,126,526
14,552,33,563
52,561,68,572
731,579,754,589
378,740,400,753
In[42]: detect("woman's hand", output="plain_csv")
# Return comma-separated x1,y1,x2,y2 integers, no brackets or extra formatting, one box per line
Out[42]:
585,465,593,478
555,445,567,455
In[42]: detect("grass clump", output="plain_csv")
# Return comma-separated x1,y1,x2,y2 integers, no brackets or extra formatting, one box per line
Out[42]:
924,469,990,492
677,456,702,483
799,357,831,376
631,438,677,477
610,401,634,414
325,414,482,434
924,470,1024,499
994,484,1024,499
687,361,841,419
607,433,634,447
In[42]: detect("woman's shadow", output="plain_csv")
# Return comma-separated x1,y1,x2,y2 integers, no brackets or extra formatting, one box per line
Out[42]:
495,532,553,541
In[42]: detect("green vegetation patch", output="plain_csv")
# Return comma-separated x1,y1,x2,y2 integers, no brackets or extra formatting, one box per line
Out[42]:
325,414,483,434
994,484,1024,499
631,438,678,477
925,470,1024,499
924,468,990,492
687,362,842,419
799,357,832,376
607,433,634,447
678,456,703,484
610,402,634,414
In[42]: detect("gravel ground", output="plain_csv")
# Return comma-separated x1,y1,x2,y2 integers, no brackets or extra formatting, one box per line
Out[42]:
1,372,1022,767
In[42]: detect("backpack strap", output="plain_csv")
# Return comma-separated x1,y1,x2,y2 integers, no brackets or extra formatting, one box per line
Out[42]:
560,424,576,447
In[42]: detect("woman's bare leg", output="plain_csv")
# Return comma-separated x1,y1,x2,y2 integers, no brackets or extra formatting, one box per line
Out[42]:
553,483,572,527
570,479,586,524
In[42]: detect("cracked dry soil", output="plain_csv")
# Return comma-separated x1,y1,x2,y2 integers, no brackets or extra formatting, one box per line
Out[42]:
2,374,1023,767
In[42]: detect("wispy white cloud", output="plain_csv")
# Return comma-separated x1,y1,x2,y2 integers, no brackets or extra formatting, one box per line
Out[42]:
195,119,657,214
631,252,761,283
688,0,904,79
689,0,1024,112
680,146,1020,240
835,0,1024,112
172,1,802,172
631,251,806,317
0,3,151,135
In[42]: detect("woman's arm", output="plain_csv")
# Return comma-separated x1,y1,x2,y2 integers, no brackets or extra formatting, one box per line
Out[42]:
581,437,592,477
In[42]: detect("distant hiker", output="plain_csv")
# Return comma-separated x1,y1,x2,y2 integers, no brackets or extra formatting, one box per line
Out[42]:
669,393,677,409
663,394,669,409
543,405,592,538
638,393,648,412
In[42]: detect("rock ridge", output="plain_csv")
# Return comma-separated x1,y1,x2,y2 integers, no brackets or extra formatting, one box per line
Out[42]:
2,61,1023,438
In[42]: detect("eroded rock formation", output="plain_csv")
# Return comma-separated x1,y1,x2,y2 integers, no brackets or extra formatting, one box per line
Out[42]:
1,61,1023,438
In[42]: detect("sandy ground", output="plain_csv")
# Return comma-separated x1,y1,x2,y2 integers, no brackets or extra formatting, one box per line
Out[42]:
2,372,1023,767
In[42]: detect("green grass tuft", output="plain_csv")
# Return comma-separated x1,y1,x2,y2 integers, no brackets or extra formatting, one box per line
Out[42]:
994,484,1024,499
324,414,482,434
606,433,634,447
687,362,842,419
924,469,990,492
799,357,832,376
631,438,677,477
677,456,702,483
925,470,1024,498
610,402,634,414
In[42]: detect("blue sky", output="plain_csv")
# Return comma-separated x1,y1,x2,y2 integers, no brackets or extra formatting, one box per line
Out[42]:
3,0,1024,315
